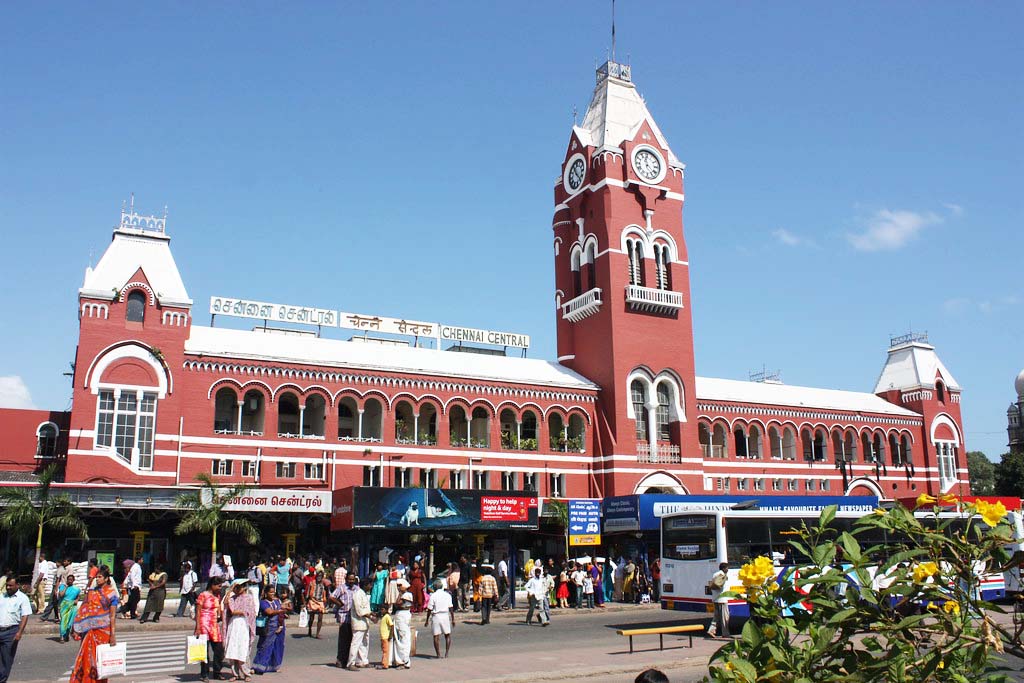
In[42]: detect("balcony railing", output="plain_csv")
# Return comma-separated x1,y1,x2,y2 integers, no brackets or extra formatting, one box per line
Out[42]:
638,442,682,464
625,284,683,315
700,444,726,459
561,287,603,322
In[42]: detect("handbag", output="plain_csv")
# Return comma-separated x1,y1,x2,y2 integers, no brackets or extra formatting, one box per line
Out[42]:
255,615,268,637
186,634,208,664
297,607,309,629
96,642,128,678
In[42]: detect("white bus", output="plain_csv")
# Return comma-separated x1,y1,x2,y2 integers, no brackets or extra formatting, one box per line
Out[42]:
658,508,1017,618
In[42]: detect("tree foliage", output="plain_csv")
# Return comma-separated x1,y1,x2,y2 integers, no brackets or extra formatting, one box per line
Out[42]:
967,451,996,495
706,499,1014,683
993,451,1024,497
174,472,260,554
0,463,88,569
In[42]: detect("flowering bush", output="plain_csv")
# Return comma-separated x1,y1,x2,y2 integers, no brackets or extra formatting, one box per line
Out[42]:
706,500,1015,683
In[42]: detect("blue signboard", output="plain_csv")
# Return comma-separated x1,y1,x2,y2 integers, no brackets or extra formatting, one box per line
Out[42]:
603,494,879,532
568,498,602,545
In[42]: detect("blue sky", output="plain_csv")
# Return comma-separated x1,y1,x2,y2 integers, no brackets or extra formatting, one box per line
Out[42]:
0,2,1020,459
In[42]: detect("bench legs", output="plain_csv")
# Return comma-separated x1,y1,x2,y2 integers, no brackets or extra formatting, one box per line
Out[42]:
659,634,664,650
629,635,634,654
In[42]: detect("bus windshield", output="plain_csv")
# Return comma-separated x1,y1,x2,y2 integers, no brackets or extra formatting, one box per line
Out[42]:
662,514,717,561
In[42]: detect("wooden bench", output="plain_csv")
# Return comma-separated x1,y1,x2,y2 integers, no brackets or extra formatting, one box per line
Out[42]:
616,624,704,653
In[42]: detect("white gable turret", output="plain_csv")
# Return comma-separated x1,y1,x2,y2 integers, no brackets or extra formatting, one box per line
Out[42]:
80,202,191,308
874,335,960,394
576,62,682,167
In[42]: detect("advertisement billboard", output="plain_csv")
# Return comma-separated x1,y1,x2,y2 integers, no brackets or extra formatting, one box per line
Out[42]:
331,487,539,531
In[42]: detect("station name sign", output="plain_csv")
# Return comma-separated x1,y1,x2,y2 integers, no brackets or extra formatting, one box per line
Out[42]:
211,295,530,349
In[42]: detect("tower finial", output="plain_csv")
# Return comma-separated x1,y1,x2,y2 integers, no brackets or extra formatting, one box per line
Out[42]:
611,0,616,63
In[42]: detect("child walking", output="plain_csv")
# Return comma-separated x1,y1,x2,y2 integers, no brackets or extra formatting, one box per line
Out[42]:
583,573,595,608
379,608,395,669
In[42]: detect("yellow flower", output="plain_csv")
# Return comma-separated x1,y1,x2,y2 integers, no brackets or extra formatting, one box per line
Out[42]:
916,493,937,508
926,601,937,611
937,661,945,670
939,493,958,505
913,562,939,583
725,662,734,671
874,508,887,516
763,625,778,639
943,600,960,615
976,500,1008,526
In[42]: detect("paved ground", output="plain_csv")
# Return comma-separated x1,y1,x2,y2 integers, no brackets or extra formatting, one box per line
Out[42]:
11,603,1024,683
11,603,717,683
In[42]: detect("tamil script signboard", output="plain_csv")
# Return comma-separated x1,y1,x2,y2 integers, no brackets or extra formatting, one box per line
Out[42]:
211,295,530,349
331,487,539,531
216,489,331,514
568,498,602,546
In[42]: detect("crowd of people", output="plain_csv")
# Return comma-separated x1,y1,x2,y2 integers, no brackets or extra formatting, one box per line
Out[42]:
0,548,662,683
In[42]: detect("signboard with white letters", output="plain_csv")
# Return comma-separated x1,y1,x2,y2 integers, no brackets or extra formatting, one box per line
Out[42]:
216,489,331,514
210,295,530,349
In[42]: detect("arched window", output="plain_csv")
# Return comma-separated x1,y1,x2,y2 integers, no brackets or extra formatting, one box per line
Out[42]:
936,381,946,404
362,398,383,441
303,394,326,437
889,433,901,467
214,387,238,433
900,434,913,468
126,290,146,322
500,408,518,450
861,432,873,463
654,243,671,290
734,426,748,458
240,390,265,435
418,402,438,445
630,380,647,441
470,407,490,448
656,383,672,442
548,413,566,451
277,392,300,436
567,413,586,452
801,429,814,461
699,423,712,458
520,410,538,450
781,427,796,460
586,243,597,291
626,240,644,286
872,433,885,464
747,425,762,459
35,423,58,458
571,249,582,298
337,397,358,439
395,401,416,443
768,426,782,459
712,423,729,458
95,388,158,469
449,406,468,446
813,429,827,461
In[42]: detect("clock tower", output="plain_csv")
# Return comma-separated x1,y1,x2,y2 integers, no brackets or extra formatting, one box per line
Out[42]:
553,61,698,496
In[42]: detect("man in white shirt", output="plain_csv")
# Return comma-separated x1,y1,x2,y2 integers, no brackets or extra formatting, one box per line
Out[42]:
346,577,373,670
119,556,143,619
571,564,586,609
174,561,198,618
30,554,54,614
0,577,32,683
524,567,549,626
706,562,731,639
497,554,511,610
425,578,455,658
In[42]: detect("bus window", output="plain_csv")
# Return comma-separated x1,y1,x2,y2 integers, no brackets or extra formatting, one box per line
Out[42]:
662,515,717,561
725,518,772,564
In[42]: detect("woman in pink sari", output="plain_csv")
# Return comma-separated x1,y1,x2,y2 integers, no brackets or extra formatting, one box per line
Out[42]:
223,579,257,681
70,566,118,683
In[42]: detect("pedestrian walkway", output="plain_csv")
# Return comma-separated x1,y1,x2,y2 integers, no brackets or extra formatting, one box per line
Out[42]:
58,631,187,681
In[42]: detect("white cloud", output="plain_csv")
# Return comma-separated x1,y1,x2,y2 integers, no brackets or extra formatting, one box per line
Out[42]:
847,209,941,252
943,202,965,217
0,376,36,409
944,295,1019,315
772,228,804,247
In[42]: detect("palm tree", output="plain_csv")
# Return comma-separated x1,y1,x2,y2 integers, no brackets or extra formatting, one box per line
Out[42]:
546,499,570,558
0,463,88,571
174,473,260,564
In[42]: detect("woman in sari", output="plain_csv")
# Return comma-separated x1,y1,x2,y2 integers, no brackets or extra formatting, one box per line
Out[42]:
70,565,118,683
253,585,288,674
58,573,82,642
370,563,387,612
408,561,425,613
140,563,167,623
223,578,257,681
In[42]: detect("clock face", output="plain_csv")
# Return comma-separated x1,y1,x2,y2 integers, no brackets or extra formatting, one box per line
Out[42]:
633,149,662,181
567,158,586,190
563,153,588,194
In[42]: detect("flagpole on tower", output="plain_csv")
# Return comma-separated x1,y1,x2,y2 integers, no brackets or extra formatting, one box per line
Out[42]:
611,0,616,63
